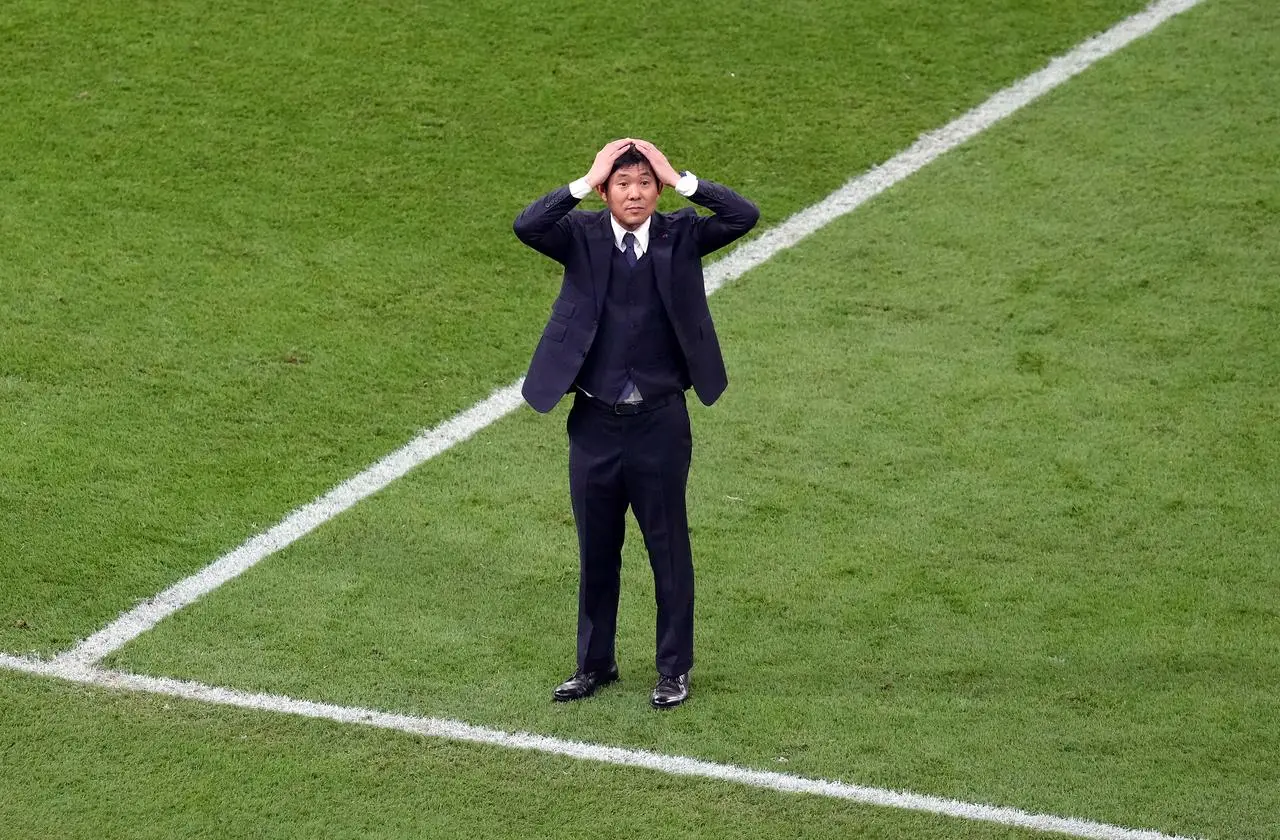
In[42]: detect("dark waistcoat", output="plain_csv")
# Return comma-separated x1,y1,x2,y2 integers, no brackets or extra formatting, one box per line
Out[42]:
576,247,689,403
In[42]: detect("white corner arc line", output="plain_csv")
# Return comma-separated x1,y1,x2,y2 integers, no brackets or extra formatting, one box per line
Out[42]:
53,0,1205,669
0,654,1201,840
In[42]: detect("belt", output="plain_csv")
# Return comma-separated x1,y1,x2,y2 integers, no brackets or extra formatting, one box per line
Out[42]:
580,391,676,416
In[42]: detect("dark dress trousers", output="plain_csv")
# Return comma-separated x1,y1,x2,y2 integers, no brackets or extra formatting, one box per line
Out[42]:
514,180,759,677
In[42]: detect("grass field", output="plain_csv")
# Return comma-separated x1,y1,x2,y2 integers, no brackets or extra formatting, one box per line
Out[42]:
2,0,1277,838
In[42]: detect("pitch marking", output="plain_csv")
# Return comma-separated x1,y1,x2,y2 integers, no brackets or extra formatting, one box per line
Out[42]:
9,1,1211,836
2,653,1202,840
55,0,1205,668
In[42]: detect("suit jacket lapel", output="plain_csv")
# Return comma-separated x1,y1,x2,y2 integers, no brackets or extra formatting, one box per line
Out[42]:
586,212,614,314
649,213,675,311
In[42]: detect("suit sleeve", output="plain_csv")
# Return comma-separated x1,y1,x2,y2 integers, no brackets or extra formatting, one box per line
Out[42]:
513,186,582,264
687,180,761,257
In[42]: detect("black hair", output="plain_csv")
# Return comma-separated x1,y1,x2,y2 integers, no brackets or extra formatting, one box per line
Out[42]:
606,146,658,187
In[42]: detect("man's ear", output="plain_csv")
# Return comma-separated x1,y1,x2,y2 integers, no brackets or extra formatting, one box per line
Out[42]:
595,183,608,200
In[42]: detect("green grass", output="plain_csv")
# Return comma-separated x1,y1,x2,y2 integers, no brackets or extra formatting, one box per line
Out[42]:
96,0,1280,837
3,0,1278,838
0,0,1146,655
0,671,1052,840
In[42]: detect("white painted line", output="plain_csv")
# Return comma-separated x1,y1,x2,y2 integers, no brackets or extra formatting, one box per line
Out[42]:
53,381,526,668
53,0,1205,668
703,0,1205,295
1,654,1201,840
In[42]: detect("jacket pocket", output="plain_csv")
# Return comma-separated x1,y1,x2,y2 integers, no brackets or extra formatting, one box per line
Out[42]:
551,297,576,320
542,322,567,343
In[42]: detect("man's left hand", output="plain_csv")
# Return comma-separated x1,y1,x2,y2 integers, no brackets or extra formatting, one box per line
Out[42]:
632,139,681,187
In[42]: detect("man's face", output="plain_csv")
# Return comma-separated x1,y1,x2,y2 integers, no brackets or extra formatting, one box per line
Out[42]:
598,163,661,230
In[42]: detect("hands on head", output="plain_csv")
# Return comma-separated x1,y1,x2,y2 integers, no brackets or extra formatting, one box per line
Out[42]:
584,137,681,190
630,139,680,187
584,138,635,189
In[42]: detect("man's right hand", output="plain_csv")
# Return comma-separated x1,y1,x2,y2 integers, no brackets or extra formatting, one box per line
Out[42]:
584,138,635,189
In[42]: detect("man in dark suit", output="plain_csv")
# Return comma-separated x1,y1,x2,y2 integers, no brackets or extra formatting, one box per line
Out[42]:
514,137,758,708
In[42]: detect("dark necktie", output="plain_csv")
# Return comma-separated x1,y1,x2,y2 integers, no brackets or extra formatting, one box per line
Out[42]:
622,232,638,268
617,231,641,403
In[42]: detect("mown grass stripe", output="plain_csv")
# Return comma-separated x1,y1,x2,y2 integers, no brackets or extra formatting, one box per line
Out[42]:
54,0,1204,669
0,653,1198,840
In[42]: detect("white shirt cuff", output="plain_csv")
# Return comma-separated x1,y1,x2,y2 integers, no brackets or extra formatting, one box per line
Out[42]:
569,177,593,199
675,172,698,197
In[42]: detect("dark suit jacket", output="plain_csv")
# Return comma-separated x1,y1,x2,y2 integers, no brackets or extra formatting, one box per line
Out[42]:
513,180,759,413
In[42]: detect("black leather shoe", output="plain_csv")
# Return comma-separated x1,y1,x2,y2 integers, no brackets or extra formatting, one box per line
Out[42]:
552,664,619,702
650,672,689,709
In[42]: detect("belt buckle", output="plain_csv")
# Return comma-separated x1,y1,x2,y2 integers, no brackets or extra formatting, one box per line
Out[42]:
613,400,643,415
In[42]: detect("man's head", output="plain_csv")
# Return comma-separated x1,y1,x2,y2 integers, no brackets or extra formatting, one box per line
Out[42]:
596,146,662,230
